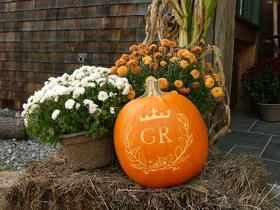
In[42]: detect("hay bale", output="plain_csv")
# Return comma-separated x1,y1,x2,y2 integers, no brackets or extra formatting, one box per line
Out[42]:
3,151,279,210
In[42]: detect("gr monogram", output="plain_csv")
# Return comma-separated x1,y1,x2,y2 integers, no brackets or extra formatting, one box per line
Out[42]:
139,108,172,145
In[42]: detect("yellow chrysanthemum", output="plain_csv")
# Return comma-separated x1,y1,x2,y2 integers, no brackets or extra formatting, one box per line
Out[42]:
127,90,136,100
191,69,200,79
117,66,128,77
142,56,153,65
205,77,215,88
129,45,138,52
160,60,167,66
158,78,169,90
211,87,224,97
174,80,184,88
121,54,130,61
180,60,189,69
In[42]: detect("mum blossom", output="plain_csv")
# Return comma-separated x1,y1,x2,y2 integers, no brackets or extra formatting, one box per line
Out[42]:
65,99,75,109
51,109,60,120
110,107,115,114
98,91,109,102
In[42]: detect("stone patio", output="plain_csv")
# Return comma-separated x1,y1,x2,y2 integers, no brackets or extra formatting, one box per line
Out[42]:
216,111,280,184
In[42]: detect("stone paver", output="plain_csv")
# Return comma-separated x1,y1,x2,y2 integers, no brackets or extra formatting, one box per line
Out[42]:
262,160,280,183
251,120,280,136
230,111,257,131
261,143,280,161
217,111,280,185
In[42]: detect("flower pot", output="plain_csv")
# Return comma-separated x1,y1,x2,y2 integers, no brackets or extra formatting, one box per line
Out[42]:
258,103,280,122
59,132,114,170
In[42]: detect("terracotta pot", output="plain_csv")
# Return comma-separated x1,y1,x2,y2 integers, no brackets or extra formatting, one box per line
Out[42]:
59,132,114,170
258,103,280,122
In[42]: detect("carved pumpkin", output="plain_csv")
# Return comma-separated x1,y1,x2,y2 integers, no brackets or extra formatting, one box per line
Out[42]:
114,77,208,188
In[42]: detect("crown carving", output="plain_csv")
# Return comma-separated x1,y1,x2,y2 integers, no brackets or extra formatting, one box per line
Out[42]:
139,108,171,122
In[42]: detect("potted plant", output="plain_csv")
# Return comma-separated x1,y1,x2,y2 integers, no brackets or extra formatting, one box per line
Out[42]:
110,40,225,119
22,66,132,170
242,57,280,121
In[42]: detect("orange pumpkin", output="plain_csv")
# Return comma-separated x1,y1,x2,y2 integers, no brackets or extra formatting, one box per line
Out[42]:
114,77,208,188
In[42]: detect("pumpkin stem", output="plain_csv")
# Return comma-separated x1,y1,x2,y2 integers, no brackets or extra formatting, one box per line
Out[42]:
141,76,164,97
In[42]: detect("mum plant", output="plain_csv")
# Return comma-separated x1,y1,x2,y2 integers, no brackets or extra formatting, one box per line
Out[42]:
22,66,131,145
110,39,224,116
242,57,280,104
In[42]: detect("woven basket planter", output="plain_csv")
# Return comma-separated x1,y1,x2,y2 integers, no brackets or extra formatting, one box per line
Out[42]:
59,132,114,170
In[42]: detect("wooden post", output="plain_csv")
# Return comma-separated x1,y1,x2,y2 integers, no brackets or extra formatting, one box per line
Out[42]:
272,0,279,57
214,0,236,97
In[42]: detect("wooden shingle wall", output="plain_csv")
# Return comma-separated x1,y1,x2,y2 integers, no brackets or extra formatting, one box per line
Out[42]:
0,0,150,109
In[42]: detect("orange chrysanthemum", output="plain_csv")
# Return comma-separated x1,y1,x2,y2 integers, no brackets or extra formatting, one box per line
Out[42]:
138,43,146,49
121,54,130,61
160,60,167,66
170,56,179,63
150,62,159,71
179,88,190,94
110,66,118,75
191,69,200,79
174,80,184,88
180,60,189,69
142,56,153,65
127,59,138,67
131,66,141,74
159,46,166,52
160,39,170,47
192,46,202,53
158,78,169,90
129,45,139,52
212,73,220,82
154,52,163,59
148,44,158,51
115,59,126,67
169,40,177,48
191,82,200,89
117,66,128,77
127,90,136,100
205,77,215,88
211,87,224,97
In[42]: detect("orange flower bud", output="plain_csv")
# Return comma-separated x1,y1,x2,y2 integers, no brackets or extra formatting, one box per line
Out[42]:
170,56,178,63
167,52,173,58
159,46,166,52
191,82,200,89
192,46,202,53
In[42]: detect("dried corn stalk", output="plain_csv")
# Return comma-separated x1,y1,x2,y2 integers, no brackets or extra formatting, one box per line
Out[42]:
143,0,230,144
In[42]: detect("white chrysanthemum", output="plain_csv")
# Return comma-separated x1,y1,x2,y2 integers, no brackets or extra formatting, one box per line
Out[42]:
110,107,115,114
98,91,109,102
73,87,85,99
122,85,130,95
83,99,93,105
75,103,81,109
65,99,75,109
51,109,60,120
89,103,98,114
87,83,96,88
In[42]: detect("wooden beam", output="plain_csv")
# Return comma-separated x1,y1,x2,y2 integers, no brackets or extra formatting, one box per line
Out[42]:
214,0,236,96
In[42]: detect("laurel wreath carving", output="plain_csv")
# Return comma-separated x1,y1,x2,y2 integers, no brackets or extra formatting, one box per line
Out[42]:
123,114,193,174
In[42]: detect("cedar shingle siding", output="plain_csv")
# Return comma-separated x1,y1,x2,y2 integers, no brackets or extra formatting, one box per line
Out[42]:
0,0,149,108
